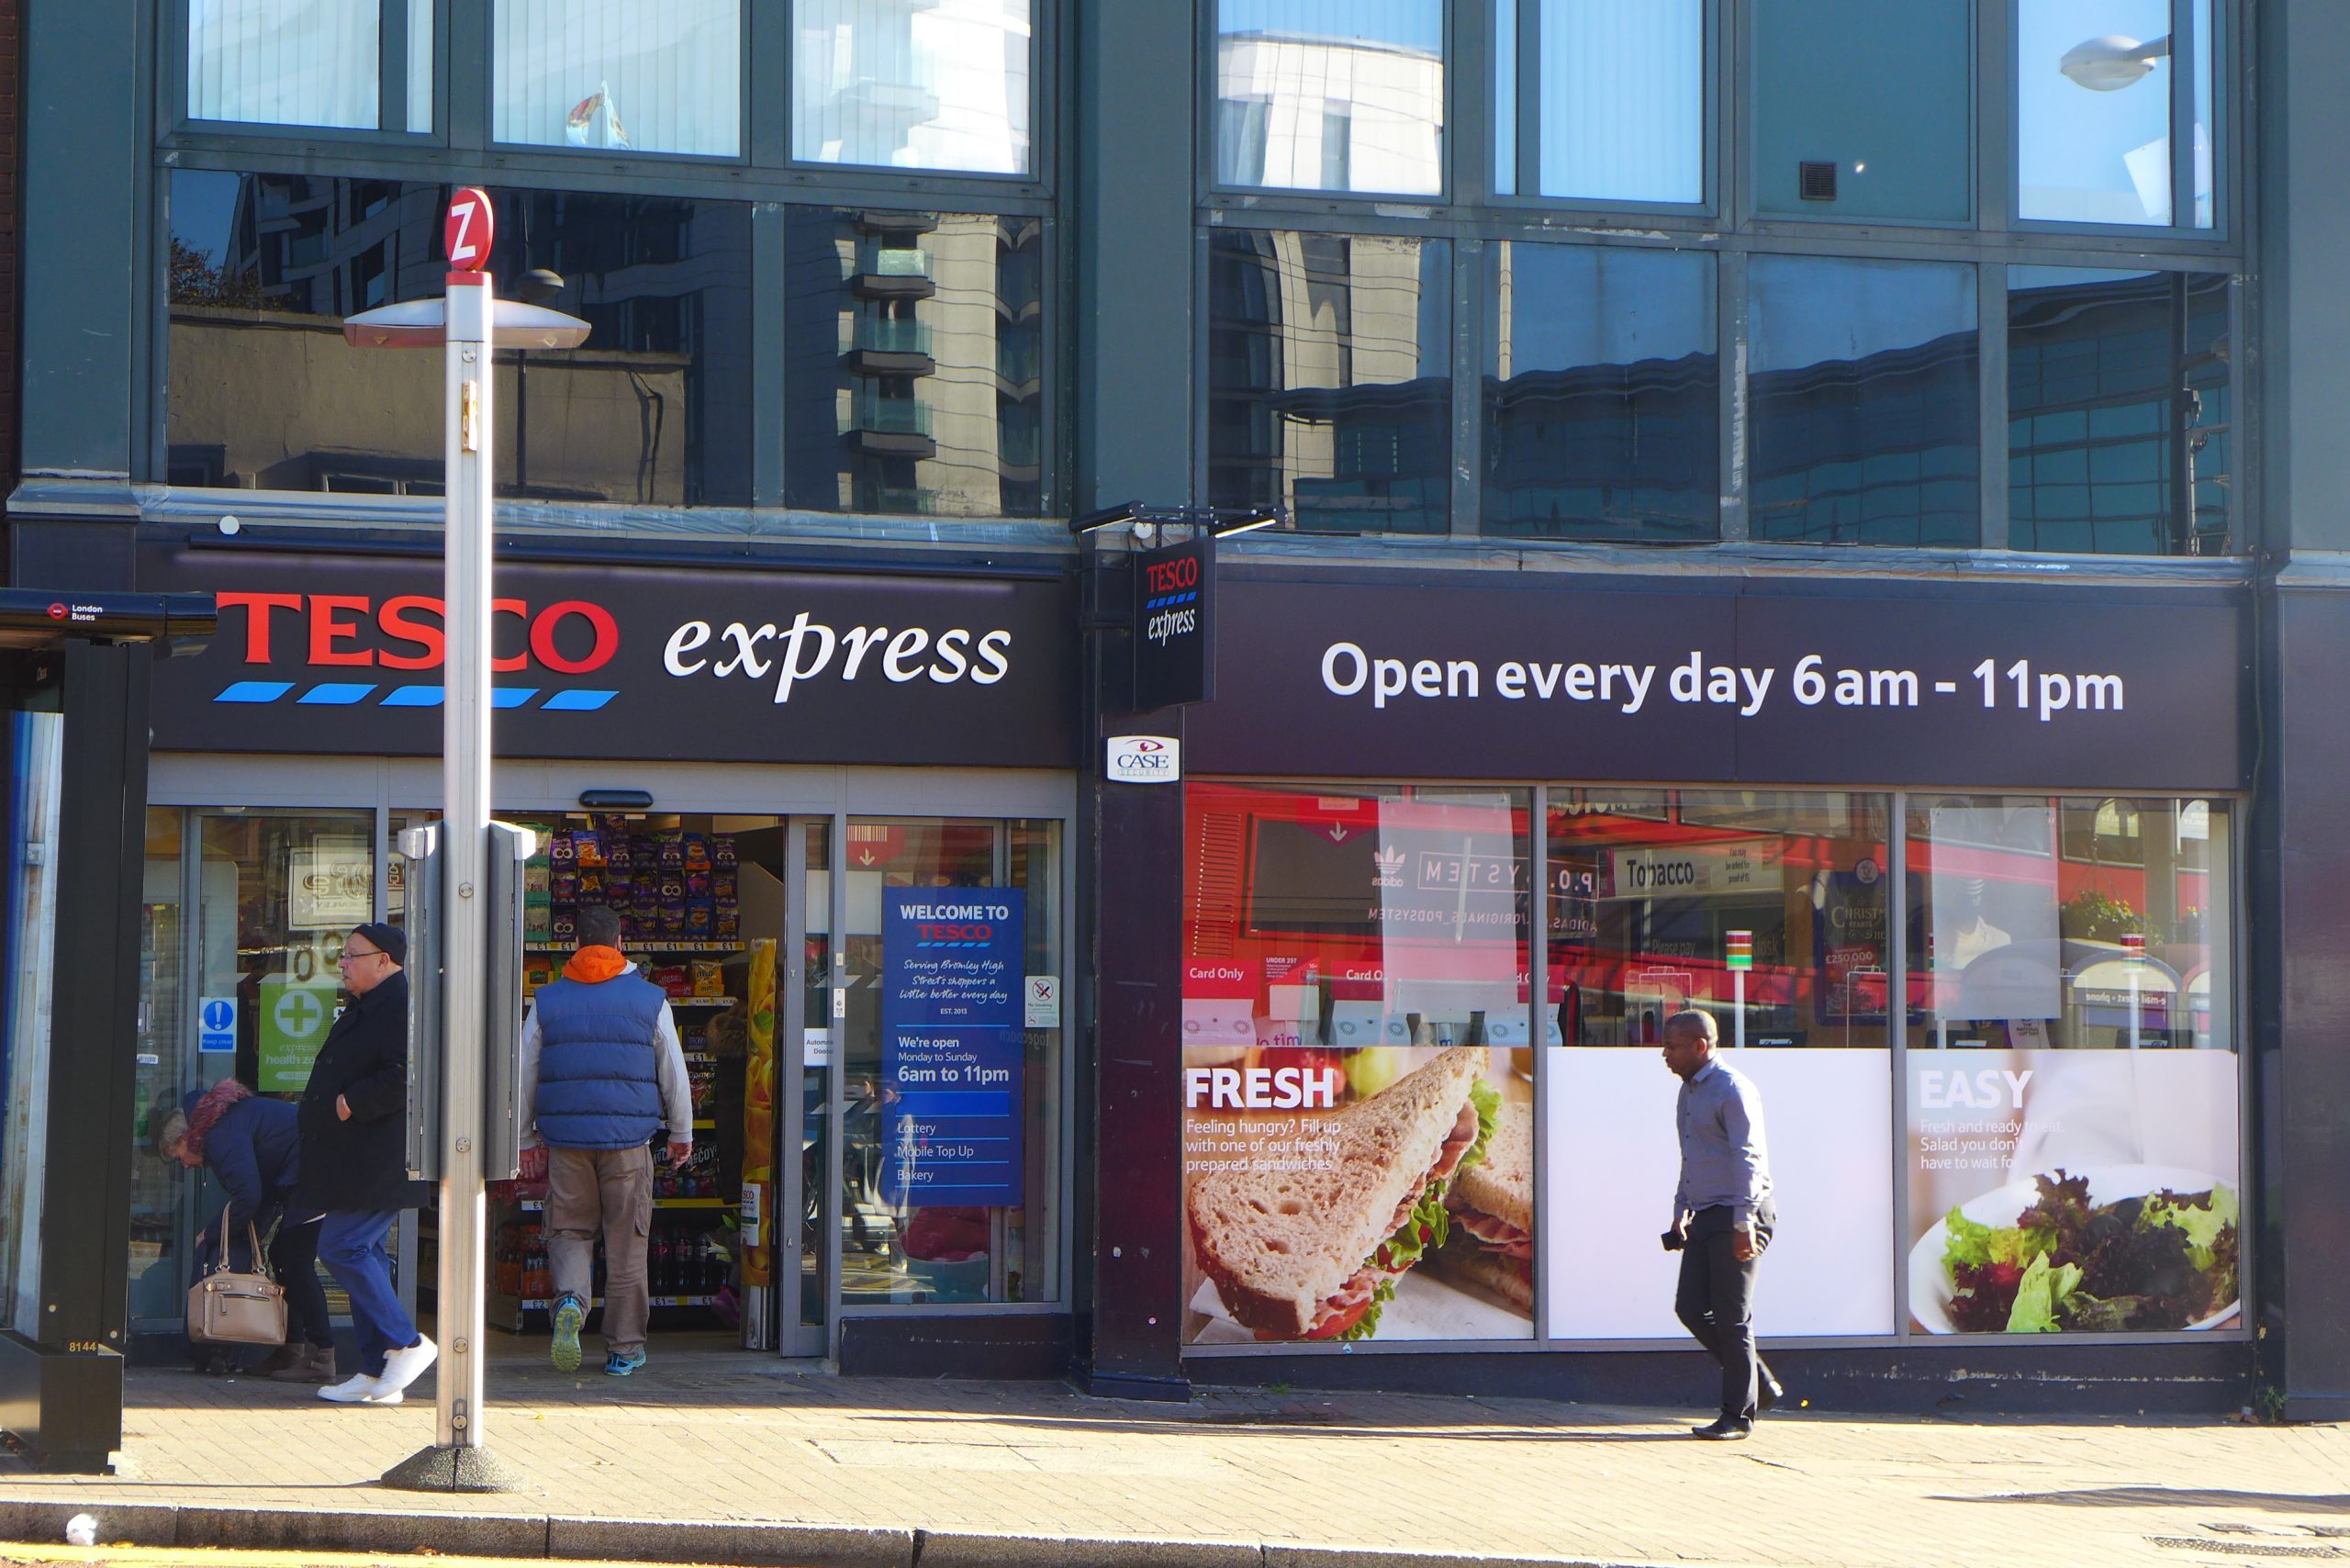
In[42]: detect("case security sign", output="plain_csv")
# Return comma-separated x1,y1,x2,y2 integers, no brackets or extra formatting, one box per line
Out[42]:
1107,734,1181,784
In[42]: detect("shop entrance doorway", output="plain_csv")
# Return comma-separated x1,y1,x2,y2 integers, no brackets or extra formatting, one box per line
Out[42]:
774,816,1060,1359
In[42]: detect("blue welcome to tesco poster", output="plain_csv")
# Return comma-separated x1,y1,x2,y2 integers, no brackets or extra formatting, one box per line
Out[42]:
879,888,1025,1208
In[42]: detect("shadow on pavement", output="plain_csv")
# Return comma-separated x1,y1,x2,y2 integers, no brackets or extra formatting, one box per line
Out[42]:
1943,1485,2350,1513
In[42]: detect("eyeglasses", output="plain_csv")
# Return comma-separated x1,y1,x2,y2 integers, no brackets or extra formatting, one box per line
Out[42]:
340,946,386,965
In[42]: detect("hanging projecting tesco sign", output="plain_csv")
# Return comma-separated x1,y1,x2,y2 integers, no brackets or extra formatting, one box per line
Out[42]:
142,546,1077,768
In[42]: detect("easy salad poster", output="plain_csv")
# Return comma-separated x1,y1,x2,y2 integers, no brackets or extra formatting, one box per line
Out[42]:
1906,1048,2241,1334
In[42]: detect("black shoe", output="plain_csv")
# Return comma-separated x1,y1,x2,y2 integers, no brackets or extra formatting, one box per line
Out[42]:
1757,1375,1784,1416
1691,1416,1751,1440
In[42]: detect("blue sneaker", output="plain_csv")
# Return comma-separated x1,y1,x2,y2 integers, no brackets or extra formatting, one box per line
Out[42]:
605,1348,646,1377
550,1294,585,1372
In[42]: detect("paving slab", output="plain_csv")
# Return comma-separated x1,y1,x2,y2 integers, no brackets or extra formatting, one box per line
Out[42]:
0,1353,2338,1568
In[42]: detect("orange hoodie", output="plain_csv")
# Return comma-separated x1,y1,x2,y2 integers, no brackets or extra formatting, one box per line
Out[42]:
564,945,632,984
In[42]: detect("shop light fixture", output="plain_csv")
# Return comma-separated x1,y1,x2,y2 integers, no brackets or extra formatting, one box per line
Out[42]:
1068,501,1285,542
578,789,655,811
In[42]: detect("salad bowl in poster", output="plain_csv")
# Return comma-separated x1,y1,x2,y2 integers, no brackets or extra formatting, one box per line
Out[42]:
1908,1164,2240,1334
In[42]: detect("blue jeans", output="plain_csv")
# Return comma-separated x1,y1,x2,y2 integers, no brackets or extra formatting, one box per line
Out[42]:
318,1210,418,1377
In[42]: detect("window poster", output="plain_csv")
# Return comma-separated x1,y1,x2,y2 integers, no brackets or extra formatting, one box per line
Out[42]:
1181,784,1536,1345
1907,1048,2241,1335
878,888,1024,1209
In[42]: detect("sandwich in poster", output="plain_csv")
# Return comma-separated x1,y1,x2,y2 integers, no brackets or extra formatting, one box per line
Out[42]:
1183,1045,1530,1344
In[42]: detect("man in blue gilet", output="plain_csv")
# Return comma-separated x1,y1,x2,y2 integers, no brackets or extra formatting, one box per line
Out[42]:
519,903,693,1376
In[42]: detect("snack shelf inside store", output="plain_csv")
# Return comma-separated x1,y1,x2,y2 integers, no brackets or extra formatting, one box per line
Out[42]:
488,812,763,1337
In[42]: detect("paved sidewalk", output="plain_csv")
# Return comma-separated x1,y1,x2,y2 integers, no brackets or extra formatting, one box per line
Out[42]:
1,1352,2344,1568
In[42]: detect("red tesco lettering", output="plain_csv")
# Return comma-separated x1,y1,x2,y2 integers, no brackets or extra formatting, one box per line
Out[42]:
218,593,619,676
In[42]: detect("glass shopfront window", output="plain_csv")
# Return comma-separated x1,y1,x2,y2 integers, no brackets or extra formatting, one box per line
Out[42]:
166,172,755,508
782,208,1046,519
1215,0,1444,196
1206,230,1452,536
1180,780,2242,1354
1903,796,2240,1334
1749,254,1980,547
1483,241,1718,542
1181,783,1534,1345
1545,790,1897,1339
493,0,743,158
792,0,1034,174
0,713,66,1336
2008,266,2232,555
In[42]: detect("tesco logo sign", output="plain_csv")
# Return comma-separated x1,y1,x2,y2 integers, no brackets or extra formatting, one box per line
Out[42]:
218,592,617,675
1106,734,1180,785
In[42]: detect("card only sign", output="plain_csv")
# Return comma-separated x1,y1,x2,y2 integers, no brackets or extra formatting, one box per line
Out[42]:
879,889,1025,1209
1134,534,1215,711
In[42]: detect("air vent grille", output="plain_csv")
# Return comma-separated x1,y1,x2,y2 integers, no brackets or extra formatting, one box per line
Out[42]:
1799,161,1839,201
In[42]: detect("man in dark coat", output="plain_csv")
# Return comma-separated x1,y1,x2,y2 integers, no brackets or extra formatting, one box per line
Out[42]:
295,922,436,1406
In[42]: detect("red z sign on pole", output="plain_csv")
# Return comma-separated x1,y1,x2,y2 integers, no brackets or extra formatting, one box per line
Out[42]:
444,186,493,274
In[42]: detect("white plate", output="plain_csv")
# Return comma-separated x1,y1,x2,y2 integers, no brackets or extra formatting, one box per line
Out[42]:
1908,1163,2238,1334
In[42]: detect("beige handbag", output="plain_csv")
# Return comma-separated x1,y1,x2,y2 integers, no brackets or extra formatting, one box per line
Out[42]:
186,1207,287,1347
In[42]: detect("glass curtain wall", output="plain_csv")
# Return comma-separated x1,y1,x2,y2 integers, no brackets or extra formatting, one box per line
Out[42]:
1751,0,1971,221
782,208,1045,518
493,0,743,157
2008,267,2232,554
2017,0,2214,228
1215,0,1445,195
1206,230,1452,535
792,0,1034,174
1492,0,1705,203
187,0,433,132
1748,256,1980,546
1483,242,1718,541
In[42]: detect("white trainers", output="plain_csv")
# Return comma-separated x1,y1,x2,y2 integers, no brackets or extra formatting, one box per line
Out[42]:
375,1335,438,1396
318,1372,386,1404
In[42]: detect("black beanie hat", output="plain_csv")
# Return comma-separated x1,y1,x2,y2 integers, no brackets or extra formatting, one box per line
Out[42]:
351,921,408,966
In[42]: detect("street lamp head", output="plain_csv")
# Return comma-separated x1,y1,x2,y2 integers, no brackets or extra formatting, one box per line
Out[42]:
2060,33,2169,91
510,268,566,305
342,295,592,351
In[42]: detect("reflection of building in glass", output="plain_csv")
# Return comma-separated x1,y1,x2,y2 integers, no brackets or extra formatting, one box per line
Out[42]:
792,0,1035,174
783,208,1043,518
1483,243,1718,541
1749,333,1981,547
166,173,752,505
1207,230,1449,534
1216,29,1442,194
2009,270,2232,554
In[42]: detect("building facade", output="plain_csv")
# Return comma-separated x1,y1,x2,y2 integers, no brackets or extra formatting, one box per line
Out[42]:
5,0,2350,1435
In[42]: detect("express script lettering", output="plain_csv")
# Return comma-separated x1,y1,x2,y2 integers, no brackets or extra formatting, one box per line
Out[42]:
665,614,1012,703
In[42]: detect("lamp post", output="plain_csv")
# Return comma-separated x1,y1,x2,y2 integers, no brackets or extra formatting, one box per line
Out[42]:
342,189,588,1492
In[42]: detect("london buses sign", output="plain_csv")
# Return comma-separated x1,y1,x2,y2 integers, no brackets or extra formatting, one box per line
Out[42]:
140,544,1077,768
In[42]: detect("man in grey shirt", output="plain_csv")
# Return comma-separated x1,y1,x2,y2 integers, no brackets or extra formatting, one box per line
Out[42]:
1664,1009,1781,1440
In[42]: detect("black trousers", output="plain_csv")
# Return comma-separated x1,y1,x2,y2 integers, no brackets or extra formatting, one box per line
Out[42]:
1673,1203,1775,1420
269,1217,334,1349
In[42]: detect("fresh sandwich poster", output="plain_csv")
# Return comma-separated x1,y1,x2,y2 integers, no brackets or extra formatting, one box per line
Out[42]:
1907,1048,2240,1334
1181,1042,1536,1345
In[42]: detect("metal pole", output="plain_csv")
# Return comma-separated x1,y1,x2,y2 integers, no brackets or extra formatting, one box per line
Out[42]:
438,270,494,1457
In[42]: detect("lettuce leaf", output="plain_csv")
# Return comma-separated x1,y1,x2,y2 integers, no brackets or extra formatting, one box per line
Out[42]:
2140,1183,2237,1272
1943,1204,2053,1278
1337,1276,1398,1342
2005,1253,2085,1333
1380,1182,1451,1271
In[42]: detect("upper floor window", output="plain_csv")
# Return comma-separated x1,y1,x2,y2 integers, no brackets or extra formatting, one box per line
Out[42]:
1215,0,1445,196
2017,0,2215,229
1206,229,1452,534
1751,0,1971,222
166,171,755,507
493,0,743,158
1748,255,1979,548
188,0,432,132
1494,0,1704,205
792,0,1035,175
